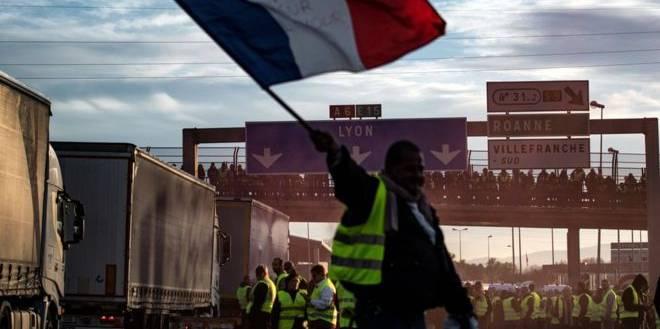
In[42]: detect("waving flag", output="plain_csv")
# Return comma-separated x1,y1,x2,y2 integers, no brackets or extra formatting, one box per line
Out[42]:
176,0,446,87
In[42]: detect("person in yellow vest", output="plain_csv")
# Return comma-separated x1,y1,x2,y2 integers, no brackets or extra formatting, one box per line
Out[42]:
272,276,307,329
237,275,252,329
571,290,581,329
490,290,503,329
310,131,476,329
549,290,566,329
589,288,603,329
336,281,357,329
501,289,521,329
248,265,277,329
273,258,289,291
575,281,593,329
471,281,491,329
306,264,337,329
600,279,618,329
521,284,542,329
620,275,650,329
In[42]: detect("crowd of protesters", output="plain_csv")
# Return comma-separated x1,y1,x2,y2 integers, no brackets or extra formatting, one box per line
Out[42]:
193,162,646,209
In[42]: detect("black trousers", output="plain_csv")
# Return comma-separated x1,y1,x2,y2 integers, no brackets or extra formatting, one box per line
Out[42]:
620,318,640,329
250,311,272,329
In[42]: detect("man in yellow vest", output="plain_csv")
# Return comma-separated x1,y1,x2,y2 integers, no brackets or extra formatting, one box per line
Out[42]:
248,265,277,329
272,276,307,329
600,279,618,329
336,281,357,329
307,264,337,329
310,130,476,329
236,275,252,329
620,275,650,329
500,289,521,329
273,258,289,291
576,281,593,329
589,288,604,329
520,284,540,329
549,289,566,329
471,281,490,329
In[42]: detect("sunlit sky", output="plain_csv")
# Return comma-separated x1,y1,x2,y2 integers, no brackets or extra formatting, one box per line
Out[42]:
2,0,657,264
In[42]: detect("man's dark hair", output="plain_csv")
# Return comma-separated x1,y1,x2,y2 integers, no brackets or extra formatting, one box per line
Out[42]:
385,140,420,170
272,257,283,265
311,264,326,276
256,265,266,277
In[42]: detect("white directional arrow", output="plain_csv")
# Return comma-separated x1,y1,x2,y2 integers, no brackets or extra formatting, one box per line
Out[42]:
431,144,461,165
252,148,282,169
350,146,372,165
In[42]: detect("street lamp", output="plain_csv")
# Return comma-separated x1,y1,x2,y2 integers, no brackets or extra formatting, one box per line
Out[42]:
506,244,515,277
452,228,469,262
487,235,493,263
590,100,605,174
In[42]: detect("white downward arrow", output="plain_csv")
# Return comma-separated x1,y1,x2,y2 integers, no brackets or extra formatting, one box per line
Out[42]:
350,146,371,165
252,148,282,169
431,144,461,165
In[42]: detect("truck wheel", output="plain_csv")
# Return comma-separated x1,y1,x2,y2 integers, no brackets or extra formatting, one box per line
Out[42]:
0,302,11,329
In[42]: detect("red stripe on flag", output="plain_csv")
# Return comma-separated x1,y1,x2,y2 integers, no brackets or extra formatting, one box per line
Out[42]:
346,0,446,69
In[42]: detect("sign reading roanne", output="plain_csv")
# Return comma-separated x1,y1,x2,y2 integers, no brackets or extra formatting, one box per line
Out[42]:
246,118,467,174
329,105,356,119
487,81,589,112
488,138,590,169
488,113,590,137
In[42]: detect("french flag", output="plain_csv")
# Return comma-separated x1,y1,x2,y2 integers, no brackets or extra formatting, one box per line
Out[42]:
176,0,446,87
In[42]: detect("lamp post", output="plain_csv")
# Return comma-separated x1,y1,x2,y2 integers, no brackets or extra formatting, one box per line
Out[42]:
453,228,469,262
487,235,493,263
507,244,515,277
590,100,605,174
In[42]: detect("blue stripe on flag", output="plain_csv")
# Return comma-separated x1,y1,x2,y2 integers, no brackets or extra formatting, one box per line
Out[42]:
176,0,302,87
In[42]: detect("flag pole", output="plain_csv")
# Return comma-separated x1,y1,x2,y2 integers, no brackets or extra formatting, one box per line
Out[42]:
263,87,314,133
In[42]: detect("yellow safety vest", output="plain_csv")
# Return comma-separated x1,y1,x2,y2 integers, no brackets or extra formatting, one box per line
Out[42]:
276,272,289,290
236,285,250,310
490,296,501,323
589,297,603,322
472,295,489,318
503,297,520,321
531,292,543,319
619,285,639,319
616,294,623,319
550,296,564,325
602,289,618,320
277,290,307,329
329,177,387,285
308,278,338,325
572,295,581,318
336,282,357,328
247,278,277,314
580,293,594,319
539,296,548,319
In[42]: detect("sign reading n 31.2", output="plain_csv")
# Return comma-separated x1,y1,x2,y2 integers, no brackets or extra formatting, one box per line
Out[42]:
487,81,589,112
488,138,590,169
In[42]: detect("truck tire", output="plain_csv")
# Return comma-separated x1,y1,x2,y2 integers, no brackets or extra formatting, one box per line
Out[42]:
0,302,11,329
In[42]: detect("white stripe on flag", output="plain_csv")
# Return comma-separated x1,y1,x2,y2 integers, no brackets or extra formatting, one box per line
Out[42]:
250,0,365,77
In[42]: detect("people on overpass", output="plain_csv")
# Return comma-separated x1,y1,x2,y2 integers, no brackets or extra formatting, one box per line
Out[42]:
310,130,476,329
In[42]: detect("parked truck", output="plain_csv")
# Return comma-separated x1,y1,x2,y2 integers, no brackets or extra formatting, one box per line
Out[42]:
214,198,289,324
53,143,226,329
0,72,84,329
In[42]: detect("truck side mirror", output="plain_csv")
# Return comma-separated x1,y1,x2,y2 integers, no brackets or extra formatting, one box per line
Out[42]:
64,199,85,248
72,200,85,243
220,232,231,266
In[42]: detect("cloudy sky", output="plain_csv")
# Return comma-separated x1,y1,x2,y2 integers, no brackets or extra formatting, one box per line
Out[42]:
2,0,656,263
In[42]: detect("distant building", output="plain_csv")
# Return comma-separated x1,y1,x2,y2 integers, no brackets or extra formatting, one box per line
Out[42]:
289,235,332,278
610,242,648,264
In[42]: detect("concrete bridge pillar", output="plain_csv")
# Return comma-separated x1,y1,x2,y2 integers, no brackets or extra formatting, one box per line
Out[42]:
567,228,580,287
